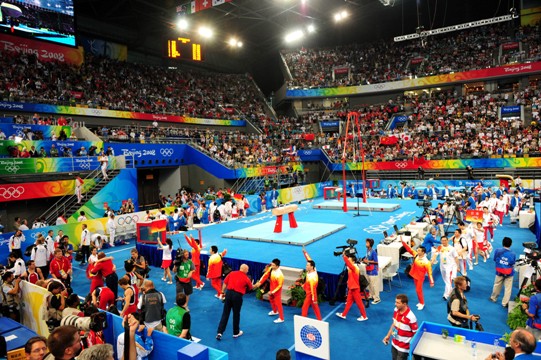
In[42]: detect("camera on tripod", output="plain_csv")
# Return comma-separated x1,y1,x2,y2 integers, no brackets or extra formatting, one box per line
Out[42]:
333,239,358,258
516,242,541,267
416,200,431,208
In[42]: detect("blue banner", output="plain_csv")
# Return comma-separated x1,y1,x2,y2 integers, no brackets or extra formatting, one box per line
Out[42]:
501,105,521,114
106,143,187,166
389,115,408,130
0,117,14,124
298,149,323,161
320,121,340,128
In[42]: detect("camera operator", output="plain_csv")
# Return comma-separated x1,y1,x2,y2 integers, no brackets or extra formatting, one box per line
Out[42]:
447,276,480,328
1,271,21,321
523,279,541,340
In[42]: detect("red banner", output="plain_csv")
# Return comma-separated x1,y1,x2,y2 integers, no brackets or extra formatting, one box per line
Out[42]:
0,180,76,202
410,57,424,65
71,91,84,99
502,42,519,50
380,136,398,145
334,67,349,75
466,210,484,223
0,33,84,66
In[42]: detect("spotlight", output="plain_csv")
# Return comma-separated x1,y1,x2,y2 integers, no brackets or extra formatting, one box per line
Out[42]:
177,18,189,30
198,26,213,38
307,24,315,33
284,29,304,43
334,10,349,22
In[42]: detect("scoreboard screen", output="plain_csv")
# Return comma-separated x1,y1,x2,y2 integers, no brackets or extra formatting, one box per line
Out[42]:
167,37,203,61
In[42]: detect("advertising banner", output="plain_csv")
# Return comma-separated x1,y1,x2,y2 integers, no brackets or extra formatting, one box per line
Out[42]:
20,281,50,337
320,121,340,128
0,156,118,175
0,178,95,203
286,61,541,98
0,101,246,126
107,143,186,165
0,124,72,139
0,140,102,156
236,162,304,178
501,105,521,114
0,33,83,66
79,35,128,61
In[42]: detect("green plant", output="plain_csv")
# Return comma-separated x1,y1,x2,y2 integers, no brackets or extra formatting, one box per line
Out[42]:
288,285,306,308
223,193,231,202
441,329,449,338
255,288,265,300
507,301,528,330
518,284,536,299
500,332,512,344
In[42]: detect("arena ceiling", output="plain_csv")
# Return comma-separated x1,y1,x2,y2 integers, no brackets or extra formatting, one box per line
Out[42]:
75,0,515,92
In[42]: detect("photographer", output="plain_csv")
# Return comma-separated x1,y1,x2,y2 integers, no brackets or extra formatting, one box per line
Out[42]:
128,248,148,287
1,271,21,321
173,250,195,309
523,279,541,340
447,276,480,328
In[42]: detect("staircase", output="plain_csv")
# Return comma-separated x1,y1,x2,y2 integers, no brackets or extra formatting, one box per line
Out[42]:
38,169,121,224
262,266,303,304
237,176,265,194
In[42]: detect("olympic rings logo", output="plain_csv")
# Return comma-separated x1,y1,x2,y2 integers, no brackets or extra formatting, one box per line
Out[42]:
117,215,139,226
395,161,408,169
374,84,386,90
79,162,91,170
30,232,41,239
363,224,392,234
160,148,174,157
303,151,312,155
0,186,24,199
5,163,20,173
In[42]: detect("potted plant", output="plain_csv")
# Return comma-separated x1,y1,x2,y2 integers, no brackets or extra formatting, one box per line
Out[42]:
441,329,449,339
288,270,307,308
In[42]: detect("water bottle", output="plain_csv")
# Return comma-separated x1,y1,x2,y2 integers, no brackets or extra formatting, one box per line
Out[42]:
493,338,499,354
471,341,478,359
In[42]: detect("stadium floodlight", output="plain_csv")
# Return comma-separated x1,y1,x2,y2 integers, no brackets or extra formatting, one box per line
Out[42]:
284,29,305,43
198,26,214,38
177,18,189,31
307,24,316,33
228,38,243,47
334,10,349,22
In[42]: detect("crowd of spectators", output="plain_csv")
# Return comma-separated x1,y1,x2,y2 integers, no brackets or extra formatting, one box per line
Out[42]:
0,52,272,127
283,23,541,89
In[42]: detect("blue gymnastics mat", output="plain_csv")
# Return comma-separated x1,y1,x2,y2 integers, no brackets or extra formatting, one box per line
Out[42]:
221,220,346,245
312,199,401,212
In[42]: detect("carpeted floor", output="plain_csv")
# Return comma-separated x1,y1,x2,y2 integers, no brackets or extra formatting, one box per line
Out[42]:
70,198,538,359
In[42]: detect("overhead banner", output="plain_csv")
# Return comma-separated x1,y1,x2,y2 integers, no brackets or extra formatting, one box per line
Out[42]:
0,101,246,126
0,33,84,66
107,143,187,165
286,61,541,98
235,162,304,178
176,0,231,15
0,178,95,203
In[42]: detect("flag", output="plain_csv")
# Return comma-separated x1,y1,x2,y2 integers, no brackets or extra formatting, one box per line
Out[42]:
195,0,212,12
176,4,192,14
212,0,232,5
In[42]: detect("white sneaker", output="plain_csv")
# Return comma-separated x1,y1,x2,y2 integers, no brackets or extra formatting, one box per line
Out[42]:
357,316,368,322
335,312,346,319
469,266,473,271
268,311,278,316
417,304,425,310
167,281,172,284
274,318,284,323
161,278,166,281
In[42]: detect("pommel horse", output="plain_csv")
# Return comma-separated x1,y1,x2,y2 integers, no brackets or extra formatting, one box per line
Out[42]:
271,204,298,233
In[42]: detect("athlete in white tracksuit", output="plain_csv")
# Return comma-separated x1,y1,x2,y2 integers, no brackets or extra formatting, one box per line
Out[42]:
431,236,459,300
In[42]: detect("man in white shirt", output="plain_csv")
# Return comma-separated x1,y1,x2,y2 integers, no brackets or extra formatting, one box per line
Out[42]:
77,211,87,222
45,230,55,261
458,222,475,271
56,213,67,225
107,214,116,247
80,224,91,264
431,236,459,300
8,252,26,277
91,233,106,250
19,219,29,231
8,230,25,259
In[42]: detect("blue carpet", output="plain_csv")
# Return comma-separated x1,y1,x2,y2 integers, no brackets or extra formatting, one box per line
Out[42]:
69,198,538,360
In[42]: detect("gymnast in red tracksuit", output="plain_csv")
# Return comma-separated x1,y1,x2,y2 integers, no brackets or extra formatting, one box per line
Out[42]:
255,258,285,323
335,252,368,321
185,234,205,289
401,236,434,311
301,248,322,320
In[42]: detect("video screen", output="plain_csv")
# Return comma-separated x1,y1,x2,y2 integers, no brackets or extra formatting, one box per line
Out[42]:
0,0,76,47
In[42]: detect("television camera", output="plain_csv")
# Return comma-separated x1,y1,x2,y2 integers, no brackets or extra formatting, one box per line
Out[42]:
333,239,358,258
516,242,541,267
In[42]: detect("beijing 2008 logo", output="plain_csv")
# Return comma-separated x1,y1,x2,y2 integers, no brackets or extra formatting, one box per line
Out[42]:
300,325,322,349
